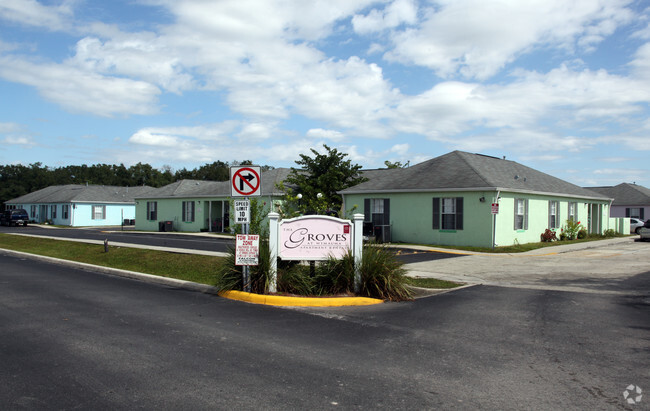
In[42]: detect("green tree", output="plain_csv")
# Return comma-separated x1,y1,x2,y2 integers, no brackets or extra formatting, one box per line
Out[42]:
283,144,367,216
384,160,410,169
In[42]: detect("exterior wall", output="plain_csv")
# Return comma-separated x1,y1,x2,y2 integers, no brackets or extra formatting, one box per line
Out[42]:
135,196,280,232
7,202,135,226
609,217,630,234
344,191,612,248
72,203,136,227
610,205,649,220
345,191,497,247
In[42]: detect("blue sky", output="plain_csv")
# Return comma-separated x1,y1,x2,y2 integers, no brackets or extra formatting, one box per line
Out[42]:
1,0,649,188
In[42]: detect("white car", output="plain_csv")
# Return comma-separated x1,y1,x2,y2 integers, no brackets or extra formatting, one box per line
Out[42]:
630,218,646,234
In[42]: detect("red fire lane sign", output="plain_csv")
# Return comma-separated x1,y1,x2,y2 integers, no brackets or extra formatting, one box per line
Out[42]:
235,234,260,266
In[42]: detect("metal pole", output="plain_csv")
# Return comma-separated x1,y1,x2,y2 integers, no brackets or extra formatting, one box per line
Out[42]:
243,198,251,292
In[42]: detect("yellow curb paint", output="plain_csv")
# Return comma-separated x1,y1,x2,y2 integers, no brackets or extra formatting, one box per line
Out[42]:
219,290,384,307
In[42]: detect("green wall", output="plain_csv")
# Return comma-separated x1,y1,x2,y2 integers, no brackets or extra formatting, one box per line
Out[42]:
135,196,280,233
344,191,611,248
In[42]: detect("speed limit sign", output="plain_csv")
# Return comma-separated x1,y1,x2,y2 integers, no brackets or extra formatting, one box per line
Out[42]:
234,200,250,224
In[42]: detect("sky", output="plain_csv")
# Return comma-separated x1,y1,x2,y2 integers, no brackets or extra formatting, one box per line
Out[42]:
0,0,649,188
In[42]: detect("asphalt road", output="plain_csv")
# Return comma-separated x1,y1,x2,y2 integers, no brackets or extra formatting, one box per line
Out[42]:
0,225,233,254
1,253,648,409
0,225,461,263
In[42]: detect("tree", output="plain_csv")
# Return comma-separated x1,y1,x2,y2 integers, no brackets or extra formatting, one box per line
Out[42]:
384,160,410,169
283,144,367,216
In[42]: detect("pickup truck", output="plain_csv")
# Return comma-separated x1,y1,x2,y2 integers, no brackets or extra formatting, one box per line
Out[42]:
0,209,30,226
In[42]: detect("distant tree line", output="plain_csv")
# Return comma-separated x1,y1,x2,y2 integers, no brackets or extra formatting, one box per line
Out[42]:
0,160,273,210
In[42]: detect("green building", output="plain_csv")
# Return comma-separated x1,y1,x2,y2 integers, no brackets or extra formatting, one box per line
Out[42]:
134,168,290,233
341,151,619,248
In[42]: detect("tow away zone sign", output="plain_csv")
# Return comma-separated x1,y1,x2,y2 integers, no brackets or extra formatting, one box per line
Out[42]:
235,234,259,266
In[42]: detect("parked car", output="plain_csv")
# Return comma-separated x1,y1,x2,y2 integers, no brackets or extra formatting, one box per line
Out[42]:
630,218,646,234
639,219,650,242
0,209,29,226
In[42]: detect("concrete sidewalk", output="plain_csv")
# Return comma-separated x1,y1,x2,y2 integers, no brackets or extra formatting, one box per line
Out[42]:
403,236,650,294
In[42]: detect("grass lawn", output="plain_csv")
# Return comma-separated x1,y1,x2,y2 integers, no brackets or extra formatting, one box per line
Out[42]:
0,233,222,286
406,277,462,289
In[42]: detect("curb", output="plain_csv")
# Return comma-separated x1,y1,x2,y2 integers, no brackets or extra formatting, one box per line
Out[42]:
0,248,219,294
219,290,384,307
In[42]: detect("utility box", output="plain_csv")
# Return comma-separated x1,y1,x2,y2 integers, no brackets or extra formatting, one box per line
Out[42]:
159,221,173,232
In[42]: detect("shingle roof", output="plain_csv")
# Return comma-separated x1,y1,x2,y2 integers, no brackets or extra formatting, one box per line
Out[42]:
138,168,291,199
342,151,610,199
586,183,650,206
6,185,155,204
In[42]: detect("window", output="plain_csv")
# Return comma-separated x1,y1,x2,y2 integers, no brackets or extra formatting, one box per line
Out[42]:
568,202,577,222
182,201,195,222
147,201,158,220
51,205,57,219
62,205,69,219
92,205,106,220
432,197,464,230
364,198,390,226
514,198,528,230
548,201,559,229
30,205,37,218
626,208,644,220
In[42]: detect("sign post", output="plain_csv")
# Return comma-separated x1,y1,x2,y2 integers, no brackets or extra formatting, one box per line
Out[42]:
230,166,261,293
234,200,250,224
235,234,260,266
230,166,261,198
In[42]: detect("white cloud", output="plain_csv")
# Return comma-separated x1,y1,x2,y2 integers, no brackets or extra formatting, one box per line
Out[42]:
237,123,275,141
306,128,345,141
352,0,418,34
0,0,75,31
69,36,194,94
0,56,161,117
0,122,36,147
384,0,634,79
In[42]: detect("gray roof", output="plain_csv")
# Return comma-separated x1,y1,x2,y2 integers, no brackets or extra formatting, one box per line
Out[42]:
138,168,291,199
6,185,155,204
342,151,611,199
586,183,650,206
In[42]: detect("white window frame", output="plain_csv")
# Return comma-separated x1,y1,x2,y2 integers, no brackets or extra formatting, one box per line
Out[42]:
548,200,560,229
182,201,195,222
568,202,577,222
514,198,528,230
441,198,457,230
62,205,69,220
92,205,106,220
147,201,158,220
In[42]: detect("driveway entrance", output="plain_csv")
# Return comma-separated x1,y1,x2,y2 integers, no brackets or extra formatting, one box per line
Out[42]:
405,237,649,294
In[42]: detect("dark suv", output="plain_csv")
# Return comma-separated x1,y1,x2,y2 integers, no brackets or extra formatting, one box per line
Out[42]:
0,209,30,226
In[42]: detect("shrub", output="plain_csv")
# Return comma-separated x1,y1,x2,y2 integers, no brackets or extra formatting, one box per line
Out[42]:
277,263,314,295
564,219,582,240
558,230,567,241
603,228,617,237
312,252,355,296
577,228,588,239
357,245,412,301
215,237,273,294
540,228,557,242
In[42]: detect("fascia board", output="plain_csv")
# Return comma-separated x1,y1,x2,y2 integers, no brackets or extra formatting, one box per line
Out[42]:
340,186,612,202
